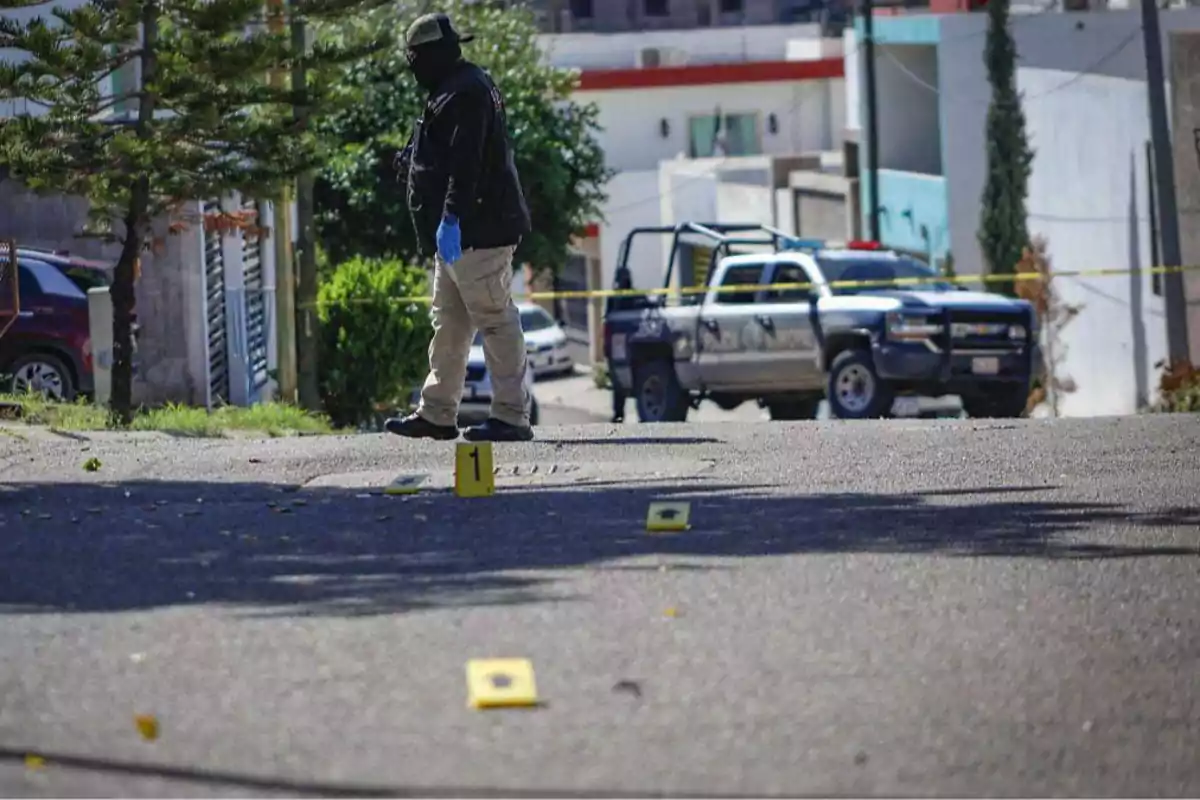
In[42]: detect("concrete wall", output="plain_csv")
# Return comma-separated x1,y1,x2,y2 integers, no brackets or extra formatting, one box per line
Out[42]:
576,78,839,172
540,17,819,51
597,169,666,292
873,170,950,260
715,182,777,225
789,170,857,240
843,27,862,134
876,44,942,174
1021,68,1167,415
1168,29,1200,364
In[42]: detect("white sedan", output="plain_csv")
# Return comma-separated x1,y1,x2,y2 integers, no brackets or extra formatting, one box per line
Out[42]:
517,303,574,378
459,331,540,426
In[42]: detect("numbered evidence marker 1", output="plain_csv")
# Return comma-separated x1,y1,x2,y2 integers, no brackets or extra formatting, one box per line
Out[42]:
466,658,538,709
454,442,495,498
384,473,428,495
646,501,691,533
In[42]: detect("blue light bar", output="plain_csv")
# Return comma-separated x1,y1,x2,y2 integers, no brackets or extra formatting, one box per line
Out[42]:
781,237,826,251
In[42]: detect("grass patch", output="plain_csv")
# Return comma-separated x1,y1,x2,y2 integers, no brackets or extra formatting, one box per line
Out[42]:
0,394,333,437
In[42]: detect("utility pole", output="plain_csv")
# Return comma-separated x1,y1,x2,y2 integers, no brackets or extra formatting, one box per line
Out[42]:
291,9,322,411
1142,0,1191,365
268,0,297,404
862,0,882,242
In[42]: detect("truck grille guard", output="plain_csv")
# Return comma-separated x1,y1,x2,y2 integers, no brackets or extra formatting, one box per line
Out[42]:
933,306,1036,381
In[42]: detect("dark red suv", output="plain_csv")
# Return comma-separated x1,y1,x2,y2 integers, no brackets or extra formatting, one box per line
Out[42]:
0,255,96,401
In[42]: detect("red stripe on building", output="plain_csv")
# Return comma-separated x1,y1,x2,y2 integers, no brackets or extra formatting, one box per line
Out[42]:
577,57,844,91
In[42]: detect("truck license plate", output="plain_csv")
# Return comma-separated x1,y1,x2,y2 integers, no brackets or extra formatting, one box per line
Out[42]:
972,356,1000,375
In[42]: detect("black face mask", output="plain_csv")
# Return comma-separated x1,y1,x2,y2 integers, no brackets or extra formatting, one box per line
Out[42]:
406,41,462,92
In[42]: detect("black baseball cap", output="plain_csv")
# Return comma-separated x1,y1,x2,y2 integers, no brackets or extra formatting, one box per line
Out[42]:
405,12,475,48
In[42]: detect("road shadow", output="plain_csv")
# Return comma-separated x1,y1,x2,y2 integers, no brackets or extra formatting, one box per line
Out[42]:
0,478,1196,618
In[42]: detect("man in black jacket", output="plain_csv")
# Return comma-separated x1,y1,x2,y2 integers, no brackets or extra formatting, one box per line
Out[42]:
385,11,535,443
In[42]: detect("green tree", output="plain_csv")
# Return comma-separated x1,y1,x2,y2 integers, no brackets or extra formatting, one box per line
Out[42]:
314,0,612,275
977,0,1034,297
0,0,383,423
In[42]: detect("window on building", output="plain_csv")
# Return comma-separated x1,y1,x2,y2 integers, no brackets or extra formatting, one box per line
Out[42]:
644,0,669,16
688,113,761,158
719,0,744,11
570,0,593,17
715,264,764,305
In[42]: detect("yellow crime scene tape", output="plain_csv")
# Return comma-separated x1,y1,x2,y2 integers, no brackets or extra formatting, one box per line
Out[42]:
298,263,1200,309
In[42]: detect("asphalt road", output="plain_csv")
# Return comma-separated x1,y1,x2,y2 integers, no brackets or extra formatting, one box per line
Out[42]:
1,416,1198,797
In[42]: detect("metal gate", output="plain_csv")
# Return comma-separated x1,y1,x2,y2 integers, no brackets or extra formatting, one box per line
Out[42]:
241,198,270,396
203,200,229,405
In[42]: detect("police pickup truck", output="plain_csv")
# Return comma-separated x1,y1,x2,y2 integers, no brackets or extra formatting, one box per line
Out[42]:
603,223,1037,422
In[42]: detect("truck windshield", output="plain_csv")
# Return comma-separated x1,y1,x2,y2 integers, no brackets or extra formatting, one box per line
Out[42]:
815,255,952,295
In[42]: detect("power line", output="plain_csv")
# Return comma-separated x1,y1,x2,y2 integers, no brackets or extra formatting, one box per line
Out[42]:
877,24,1141,102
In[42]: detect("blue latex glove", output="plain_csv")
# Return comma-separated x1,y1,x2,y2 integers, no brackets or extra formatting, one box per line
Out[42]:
436,214,462,264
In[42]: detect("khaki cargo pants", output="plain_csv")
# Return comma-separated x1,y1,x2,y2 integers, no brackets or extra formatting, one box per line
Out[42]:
416,245,530,428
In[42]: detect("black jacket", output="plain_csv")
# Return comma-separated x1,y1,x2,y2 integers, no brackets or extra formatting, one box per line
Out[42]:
400,61,531,257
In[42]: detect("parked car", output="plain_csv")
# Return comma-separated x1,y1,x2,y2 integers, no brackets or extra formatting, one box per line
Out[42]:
603,222,1037,422
17,247,114,293
408,331,540,427
0,256,95,401
518,302,574,378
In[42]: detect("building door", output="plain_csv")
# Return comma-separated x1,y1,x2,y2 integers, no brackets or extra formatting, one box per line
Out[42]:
241,198,271,400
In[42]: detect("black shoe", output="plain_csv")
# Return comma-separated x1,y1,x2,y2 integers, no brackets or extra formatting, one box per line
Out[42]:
384,412,459,441
463,417,534,442
611,414,624,423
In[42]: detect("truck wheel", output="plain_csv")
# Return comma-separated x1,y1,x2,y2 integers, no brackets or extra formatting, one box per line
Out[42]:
962,387,1029,419
633,359,689,423
8,352,77,402
826,349,893,419
767,397,821,420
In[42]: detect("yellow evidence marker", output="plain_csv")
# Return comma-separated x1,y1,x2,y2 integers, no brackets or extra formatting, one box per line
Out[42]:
384,473,428,495
134,714,159,741
646,501,691,532
466,658,538,709
455,442,494,498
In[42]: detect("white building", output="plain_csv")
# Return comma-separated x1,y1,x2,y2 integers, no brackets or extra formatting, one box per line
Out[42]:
537,24,849,361
849,9,1200,416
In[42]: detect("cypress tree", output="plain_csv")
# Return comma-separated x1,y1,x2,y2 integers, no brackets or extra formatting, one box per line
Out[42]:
978,0,1035,296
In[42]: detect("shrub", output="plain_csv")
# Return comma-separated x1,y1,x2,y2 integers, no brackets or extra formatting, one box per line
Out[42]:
1154,360,1200,413
1014,237,1080,416
317,256,432,429
592,361,611,390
